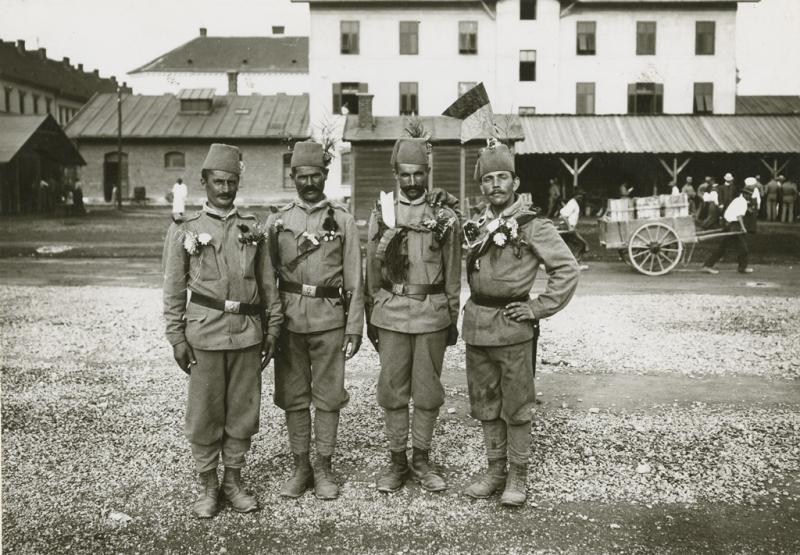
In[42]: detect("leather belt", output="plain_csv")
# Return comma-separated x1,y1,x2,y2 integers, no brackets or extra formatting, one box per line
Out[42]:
470,294,529,308
279,280,342,298
382,280,445,296
189,291,262,315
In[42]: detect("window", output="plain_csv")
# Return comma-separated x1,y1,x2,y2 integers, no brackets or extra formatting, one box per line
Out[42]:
520,0,537,20
32,94,40,114
3,87,11,112
636,21,656,55
459,21,478,54
272,26,285,35
333,82,368,114
399,82,418,115
180,98,212,112
576,82,595,114
164,151,186,169
694,82,714,114
18,90,26,114
518,106,536,116
45,98,52,114
341,152,352,186
399,21,419,55
627,83,663,114
696,21,715,55
519,50,537,81
341,21,359,54
282,152,293,189
577,21,596,55
458,82,477,97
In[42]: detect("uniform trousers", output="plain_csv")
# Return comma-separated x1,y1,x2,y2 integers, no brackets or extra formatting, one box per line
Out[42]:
186,344,262,473
377,327,447,451
767,199,778,221
781,200,795,223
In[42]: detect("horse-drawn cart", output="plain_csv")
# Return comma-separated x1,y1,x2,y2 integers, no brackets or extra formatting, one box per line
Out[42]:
598,195,746,276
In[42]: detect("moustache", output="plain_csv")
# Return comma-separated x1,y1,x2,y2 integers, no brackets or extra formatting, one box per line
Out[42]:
301,184,322,194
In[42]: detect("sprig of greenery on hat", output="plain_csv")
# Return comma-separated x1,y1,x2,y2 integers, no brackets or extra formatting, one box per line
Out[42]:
403,116,433,155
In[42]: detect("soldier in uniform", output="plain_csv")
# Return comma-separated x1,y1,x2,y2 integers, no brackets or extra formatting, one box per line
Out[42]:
162,143,283,518
462,143,579,506
266,141,364,500
365,138,461,493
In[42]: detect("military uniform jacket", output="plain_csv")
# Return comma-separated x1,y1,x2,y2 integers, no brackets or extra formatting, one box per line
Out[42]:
366,193,461,334
265,198,364,336
463,197,579,347
162,205,283,350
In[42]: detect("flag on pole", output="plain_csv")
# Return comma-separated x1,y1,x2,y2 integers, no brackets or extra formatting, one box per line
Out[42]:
442,82,496,143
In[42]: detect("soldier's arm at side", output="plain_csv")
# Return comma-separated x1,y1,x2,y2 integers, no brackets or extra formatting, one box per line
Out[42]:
162,222,189,346
527,218,580,319
441,209,462,339
342,214,364,338
258,223,283,340
364,209,382,310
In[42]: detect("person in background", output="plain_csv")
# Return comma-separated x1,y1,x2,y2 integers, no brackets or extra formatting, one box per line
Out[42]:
546,178,562,219
754,175,766,219
719,173,736,211
702,179,757,275
73,180,86,215
558,189,590,270
619,182,633,198
765,175,781,222
669,181,680,195
780,175,797,223
681,176,696,214
699,181,721,229
172,177,188,223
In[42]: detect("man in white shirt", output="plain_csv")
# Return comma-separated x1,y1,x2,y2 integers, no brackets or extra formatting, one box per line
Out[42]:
702,179,757,275
558,190,589,270
172,177,188,223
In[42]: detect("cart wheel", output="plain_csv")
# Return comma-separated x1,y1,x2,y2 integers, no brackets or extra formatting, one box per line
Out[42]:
627,222,683,276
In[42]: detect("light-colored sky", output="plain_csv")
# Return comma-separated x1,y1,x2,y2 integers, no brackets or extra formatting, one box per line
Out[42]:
1,0,798,95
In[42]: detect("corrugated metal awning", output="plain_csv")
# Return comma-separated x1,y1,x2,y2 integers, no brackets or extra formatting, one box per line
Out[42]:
516,115,800,155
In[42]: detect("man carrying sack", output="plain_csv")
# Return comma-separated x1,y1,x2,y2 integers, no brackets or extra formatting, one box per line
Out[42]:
162,143,283,518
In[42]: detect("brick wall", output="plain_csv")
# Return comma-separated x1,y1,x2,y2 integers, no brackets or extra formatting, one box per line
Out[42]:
75,141,296,206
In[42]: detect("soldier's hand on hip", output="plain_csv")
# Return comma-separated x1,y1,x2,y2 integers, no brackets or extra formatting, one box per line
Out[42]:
446,323,459,346
260,335,276,371
173,341,196,375
366,324,380,352
342,334,362,360
504,302,535,322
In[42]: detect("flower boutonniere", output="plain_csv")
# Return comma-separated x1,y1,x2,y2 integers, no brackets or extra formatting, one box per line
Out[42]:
421,208,456,248
490,218,525,253
298,231,321,254
237,223,268,246
182,230,212,255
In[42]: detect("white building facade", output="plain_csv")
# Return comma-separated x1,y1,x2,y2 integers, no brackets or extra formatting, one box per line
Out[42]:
299,0,750,119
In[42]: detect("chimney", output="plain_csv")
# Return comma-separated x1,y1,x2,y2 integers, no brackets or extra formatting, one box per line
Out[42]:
62,56,70,66
38,47,47,59
199,27,207,37
78,63,84,72
227,71,238,95
16,39,25,52
93,69,99,77
357,93,374,128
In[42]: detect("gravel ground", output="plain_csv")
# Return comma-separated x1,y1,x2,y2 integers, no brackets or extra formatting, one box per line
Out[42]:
2,286,799,553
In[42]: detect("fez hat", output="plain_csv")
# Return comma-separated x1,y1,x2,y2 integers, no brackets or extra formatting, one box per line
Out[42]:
202,143,241,174
390,138,430,168
474,143,515,181
291,141,326,169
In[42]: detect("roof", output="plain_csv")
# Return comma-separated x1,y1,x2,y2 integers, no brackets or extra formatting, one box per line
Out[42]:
343,115,524,143
65,93,310,140
736,96,800,115
130,36,308,74
0,40,125,102
516,115,800,155
566,0,758,3
177,88,215,100
0,114,84,165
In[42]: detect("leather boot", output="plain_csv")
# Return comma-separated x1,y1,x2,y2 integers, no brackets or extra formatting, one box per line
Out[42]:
192,469,219,519
500,463,528,507
221,467,259,513
376,450,409,493
464,458,507,499
280,452,313,498
410,447,447,492
313,455,339,500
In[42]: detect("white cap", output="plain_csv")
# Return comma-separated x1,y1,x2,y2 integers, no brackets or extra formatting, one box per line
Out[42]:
744,177,757,187
724,172,734,181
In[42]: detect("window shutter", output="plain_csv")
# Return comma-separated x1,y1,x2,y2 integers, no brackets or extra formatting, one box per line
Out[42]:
332,83,342,113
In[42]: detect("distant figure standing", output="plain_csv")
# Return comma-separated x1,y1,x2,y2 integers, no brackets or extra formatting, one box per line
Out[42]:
699,181,721,229
619,182,633,198
754,175,766,219
558,190,590,270
669,181,680,195
702,179,757,274
73,181,86,215
719,173,736,211
780,176,797,223
681,176,696,213
172,177,188,223
39,178,50,213
765,176,781,221
546,178,562,219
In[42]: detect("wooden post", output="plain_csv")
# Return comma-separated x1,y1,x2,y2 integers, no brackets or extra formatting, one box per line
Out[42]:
116,86,123,210
759,157,789,180
459,144,467,214
658,156,691,183
558,156,593,194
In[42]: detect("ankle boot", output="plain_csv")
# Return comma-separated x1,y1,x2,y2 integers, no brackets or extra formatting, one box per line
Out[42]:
500,463,528,507
280,452,314,498
376,450,409,493
410,447,447,492
222,467,259,513
465,458,507,499
192,469,219,518
313,455,339,500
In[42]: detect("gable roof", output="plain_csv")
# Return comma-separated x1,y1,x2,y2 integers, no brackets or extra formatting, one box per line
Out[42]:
736,96,800,115
65,93,310,140
0,114,84,165
0,40,125,102
130,36,308,74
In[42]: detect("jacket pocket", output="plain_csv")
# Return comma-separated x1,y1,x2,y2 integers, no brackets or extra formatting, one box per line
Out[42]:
190,248,221,281
242,244,257,279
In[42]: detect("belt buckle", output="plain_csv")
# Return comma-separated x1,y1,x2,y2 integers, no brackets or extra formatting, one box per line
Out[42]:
301,284,317,297
224,300,241,314
391,283,404,295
